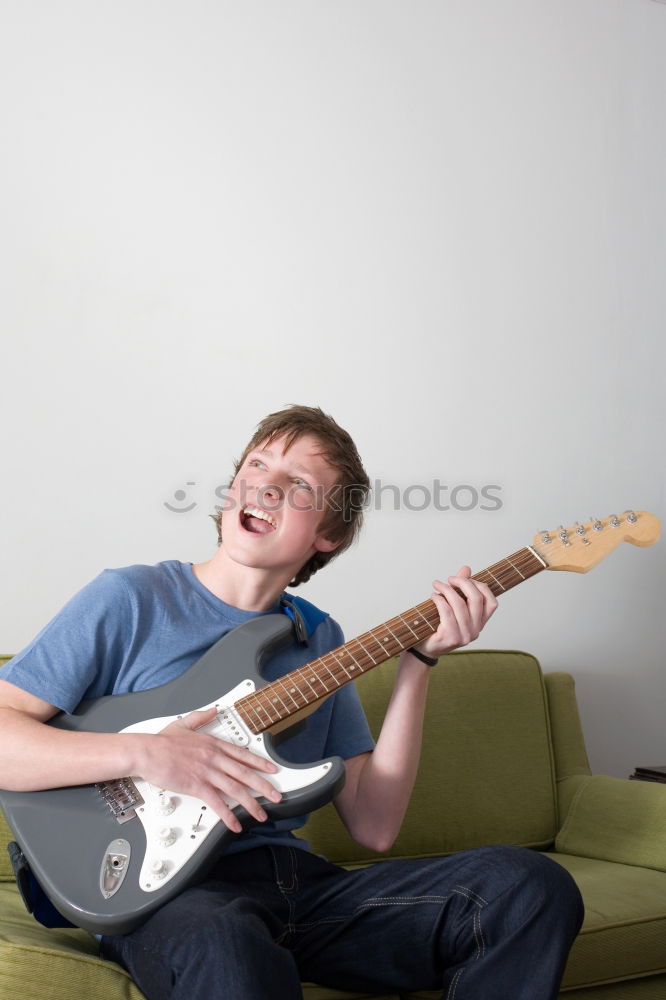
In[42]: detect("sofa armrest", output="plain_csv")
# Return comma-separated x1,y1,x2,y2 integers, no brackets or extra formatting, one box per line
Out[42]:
555,773,666,871
544,672,591,781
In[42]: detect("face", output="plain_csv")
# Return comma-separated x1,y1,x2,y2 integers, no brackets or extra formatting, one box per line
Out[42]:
220,433,339,582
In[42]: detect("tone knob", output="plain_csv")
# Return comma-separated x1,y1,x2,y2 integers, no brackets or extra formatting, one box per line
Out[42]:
156,827,177,847
150,859,167,879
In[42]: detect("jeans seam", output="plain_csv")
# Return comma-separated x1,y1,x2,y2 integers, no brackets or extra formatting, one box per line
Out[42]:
359,895,451,908
446,966,465,1000
293,915,348,931
271,847,298,944
453,884,489,907
444,882,487,998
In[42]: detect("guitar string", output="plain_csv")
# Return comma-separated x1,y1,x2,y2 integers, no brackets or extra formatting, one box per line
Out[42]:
236,547,546,733
238,548,545,729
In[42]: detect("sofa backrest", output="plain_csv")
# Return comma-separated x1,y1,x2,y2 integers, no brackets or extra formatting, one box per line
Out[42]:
301,649,559,864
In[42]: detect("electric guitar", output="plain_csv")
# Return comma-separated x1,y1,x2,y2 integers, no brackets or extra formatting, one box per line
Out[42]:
0,511,660,935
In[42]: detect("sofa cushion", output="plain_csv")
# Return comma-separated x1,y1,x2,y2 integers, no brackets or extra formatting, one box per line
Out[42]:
303,650,558,864
0,812,13,882
0,883,144,1000
555,775,666,872
548,853,666,990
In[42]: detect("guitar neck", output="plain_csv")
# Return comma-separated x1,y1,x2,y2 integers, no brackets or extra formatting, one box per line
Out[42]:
235,545,547,735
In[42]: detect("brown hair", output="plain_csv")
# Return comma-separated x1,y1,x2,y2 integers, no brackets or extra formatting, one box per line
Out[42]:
211,404,370,586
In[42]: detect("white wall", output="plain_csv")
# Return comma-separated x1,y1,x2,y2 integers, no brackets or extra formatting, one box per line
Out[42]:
1,0,664,779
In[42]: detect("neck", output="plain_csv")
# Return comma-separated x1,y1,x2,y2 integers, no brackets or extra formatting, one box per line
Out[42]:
193,548,291,612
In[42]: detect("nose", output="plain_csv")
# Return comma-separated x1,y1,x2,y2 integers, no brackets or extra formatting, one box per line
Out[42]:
255,481,284,511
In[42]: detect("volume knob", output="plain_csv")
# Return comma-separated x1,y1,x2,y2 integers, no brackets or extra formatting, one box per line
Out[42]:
150,859,167,879
156,794,176,815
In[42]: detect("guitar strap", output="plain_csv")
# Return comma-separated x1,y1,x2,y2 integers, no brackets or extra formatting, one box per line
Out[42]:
279,594,328,646
8,841,76,928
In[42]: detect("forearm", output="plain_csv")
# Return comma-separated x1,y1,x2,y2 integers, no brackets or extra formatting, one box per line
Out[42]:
0,707,144,791
0,705,282,832
338,652,430,852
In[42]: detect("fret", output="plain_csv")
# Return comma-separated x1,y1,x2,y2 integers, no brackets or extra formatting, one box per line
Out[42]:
505,557,526,580
320,656,342,688
298,665,326,699
267,687,290,714
475,548,542,596
237,698,265,731
249,693,278,723
492,561,523,589
395,612,423,643
242,692,279,728
287,674,308,708
366,629,397,661
332,647,360,677
354,634,385,669
480,567,506,592
414,604,439,630
369,624,402,658
235,542,546,734
305,662,333,695
354,636,379,665
276,677,301,710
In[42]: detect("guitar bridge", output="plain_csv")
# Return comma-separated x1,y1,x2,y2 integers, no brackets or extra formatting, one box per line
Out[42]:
97,778,144,824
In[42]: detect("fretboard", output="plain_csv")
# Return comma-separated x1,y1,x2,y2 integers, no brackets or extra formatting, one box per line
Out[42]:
235,545,547,735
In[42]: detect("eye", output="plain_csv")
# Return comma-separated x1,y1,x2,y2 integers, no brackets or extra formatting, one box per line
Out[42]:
247,459,266,469
293,478,313,491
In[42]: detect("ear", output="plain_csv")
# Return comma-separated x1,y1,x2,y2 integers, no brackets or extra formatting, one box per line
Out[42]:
313,533,341,554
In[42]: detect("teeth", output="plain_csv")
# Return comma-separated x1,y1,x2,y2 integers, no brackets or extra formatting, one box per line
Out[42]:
242,505,276,528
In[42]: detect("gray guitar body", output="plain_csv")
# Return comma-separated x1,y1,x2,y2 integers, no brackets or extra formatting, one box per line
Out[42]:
0,615,346,935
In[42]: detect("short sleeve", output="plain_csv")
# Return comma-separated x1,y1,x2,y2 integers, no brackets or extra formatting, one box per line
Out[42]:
1,571,134,712
323,681,375,760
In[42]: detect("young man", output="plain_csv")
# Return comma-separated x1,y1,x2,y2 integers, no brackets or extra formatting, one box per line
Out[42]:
0,405,583,999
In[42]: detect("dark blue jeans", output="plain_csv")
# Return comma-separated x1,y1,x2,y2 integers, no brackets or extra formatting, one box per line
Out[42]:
101,844,583,999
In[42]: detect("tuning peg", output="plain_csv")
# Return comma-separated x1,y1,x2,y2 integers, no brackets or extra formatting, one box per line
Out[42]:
591,517,603,531
610,515,621,528
625,510,638,523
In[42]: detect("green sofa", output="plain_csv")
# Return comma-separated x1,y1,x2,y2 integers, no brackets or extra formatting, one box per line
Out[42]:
1,649,665,999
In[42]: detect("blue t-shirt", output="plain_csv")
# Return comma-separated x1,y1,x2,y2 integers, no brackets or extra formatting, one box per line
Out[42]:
3,561,375,853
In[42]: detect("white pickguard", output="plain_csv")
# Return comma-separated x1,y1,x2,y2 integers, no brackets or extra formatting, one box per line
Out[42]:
120,679,333,893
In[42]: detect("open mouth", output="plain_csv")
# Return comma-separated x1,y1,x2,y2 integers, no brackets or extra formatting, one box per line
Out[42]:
240,505,277,535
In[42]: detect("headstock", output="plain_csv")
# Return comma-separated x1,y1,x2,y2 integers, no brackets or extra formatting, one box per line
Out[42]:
531,511,661,573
